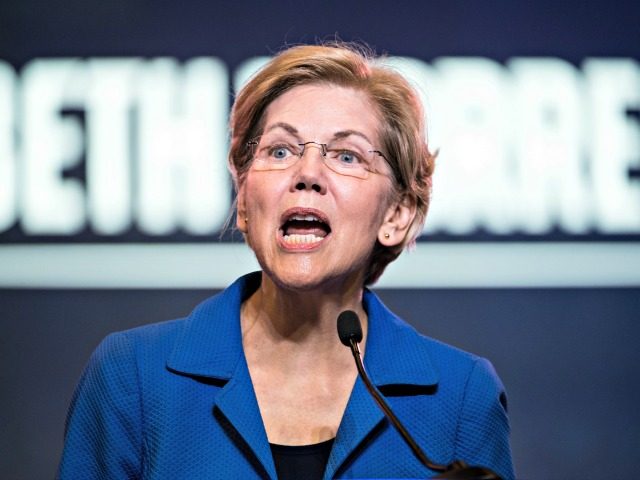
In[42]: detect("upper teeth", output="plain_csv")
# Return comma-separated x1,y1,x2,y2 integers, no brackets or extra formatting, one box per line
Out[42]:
290,214,320,222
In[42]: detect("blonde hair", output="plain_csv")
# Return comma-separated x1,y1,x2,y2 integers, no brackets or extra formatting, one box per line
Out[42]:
229,43,436,285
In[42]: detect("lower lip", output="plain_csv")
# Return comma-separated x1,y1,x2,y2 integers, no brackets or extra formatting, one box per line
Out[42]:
277,233,330,251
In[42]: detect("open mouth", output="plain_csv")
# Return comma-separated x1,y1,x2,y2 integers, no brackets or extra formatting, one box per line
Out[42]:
279,209,332,246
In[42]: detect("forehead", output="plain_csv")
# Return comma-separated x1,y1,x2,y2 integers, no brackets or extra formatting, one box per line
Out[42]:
262,84,381,142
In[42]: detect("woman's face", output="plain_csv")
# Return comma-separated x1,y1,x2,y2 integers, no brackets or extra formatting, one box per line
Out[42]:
237,83,402,291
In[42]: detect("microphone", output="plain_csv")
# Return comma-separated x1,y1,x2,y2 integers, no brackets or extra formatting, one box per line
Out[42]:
337,310,501,480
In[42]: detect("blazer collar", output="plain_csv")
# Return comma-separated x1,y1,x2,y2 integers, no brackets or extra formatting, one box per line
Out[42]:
167,271,439,388
166,272,260,379
362,288,439,387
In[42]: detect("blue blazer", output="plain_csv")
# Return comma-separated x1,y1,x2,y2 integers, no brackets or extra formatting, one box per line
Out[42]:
58,272,514,479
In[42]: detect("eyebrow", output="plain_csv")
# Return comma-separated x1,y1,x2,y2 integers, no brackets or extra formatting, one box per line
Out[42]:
332,129,373,144
264,123,374,144
264,122,299,137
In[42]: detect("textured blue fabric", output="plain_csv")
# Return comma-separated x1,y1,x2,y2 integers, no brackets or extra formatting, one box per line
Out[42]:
57,272,515,479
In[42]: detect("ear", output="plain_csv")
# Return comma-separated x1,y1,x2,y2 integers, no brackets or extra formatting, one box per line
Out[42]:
236,183,248,233
377,194,417,247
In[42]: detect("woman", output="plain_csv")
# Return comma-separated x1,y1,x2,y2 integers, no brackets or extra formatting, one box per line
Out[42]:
58,43,514,479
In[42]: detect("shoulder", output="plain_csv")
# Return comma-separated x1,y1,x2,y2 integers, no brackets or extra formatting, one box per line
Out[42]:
93,272,252,365
363,287,509,433
363,290,514,478
71,317,187,414
98,317,186,360
368,293,514,477
421,334,506,398
86,273,254,382
364,288,503,394
414,326,505,407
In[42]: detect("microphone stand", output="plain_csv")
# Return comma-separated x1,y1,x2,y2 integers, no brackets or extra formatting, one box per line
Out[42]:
340,312,501,480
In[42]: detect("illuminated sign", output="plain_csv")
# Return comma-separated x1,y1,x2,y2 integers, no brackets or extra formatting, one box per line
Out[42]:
0,56,638,287
0,58,230,236
388,57,640,235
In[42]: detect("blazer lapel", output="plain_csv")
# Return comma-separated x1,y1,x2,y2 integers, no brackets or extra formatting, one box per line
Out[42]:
166,274,440,480
324,288,440,478
167,273,277,478
324,376,385,480
214,355,278,480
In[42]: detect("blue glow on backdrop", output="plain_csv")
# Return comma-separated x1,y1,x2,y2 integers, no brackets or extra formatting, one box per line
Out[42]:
1,1,639,479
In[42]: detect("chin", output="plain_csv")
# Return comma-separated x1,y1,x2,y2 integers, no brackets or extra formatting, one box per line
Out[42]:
262,259,365,295
264,265,327,292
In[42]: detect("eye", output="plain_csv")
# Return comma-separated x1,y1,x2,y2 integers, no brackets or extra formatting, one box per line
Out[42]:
266,144,296,160
335,150,362,165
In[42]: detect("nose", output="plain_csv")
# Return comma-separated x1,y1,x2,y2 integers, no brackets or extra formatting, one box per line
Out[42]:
292,143,327,194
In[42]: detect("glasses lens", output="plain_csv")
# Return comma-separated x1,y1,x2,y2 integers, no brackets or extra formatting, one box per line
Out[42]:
323,139,379,179
248,135,384,179
250,136,300,170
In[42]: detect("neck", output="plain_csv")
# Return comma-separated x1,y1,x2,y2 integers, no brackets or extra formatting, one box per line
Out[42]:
241,272,368,353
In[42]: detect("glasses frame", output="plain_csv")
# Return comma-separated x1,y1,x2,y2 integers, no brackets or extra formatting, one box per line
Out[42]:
246,139,389,179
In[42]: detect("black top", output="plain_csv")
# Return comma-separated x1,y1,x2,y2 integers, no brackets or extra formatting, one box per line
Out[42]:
269,438,335,480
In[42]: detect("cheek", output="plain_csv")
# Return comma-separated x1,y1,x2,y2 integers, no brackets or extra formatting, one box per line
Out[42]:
242,173,288,249
243,174,276,215
344,181,394,226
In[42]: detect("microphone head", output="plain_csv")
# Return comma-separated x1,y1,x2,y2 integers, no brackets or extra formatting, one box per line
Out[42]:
337,310,363,346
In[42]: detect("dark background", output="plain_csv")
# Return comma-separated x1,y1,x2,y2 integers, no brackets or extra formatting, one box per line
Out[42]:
1,1,639,479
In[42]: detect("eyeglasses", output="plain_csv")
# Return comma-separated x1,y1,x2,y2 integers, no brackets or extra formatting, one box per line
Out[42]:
247,136,388,180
